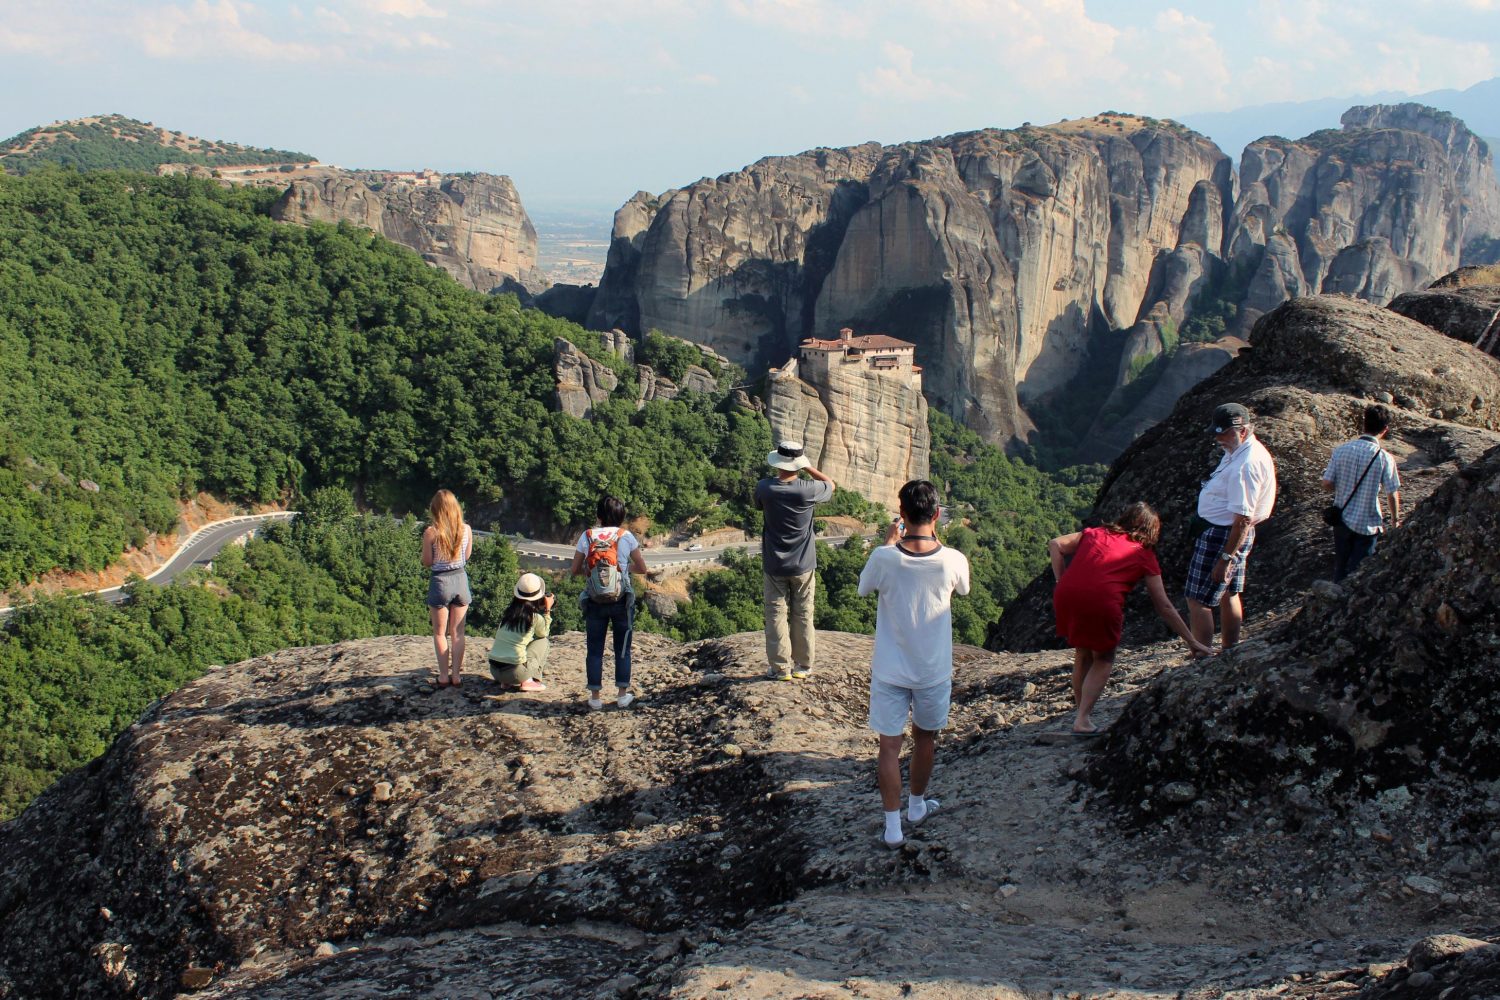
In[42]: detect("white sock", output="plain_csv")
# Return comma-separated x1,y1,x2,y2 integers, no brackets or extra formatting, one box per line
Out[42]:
883,810,903,844
908,794,928,823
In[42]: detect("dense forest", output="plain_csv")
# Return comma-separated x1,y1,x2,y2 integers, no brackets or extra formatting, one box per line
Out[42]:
0,167,769,589
0,165,1102,821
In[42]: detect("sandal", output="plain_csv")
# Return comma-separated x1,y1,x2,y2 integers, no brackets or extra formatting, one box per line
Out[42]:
910,799,940,827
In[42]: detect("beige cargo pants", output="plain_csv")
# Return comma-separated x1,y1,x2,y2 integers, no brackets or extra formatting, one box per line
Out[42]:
763,570,816,676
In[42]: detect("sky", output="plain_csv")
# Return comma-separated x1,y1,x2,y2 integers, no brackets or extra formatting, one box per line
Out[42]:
2,0,1498,210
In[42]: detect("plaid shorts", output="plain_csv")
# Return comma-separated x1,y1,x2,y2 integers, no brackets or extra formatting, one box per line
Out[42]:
1184,523,1255,607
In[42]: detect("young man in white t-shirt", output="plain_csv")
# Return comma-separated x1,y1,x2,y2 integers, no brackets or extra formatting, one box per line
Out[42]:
857,479,970,849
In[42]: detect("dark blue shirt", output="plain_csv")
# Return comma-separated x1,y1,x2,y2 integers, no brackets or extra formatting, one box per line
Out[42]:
754,476,834,576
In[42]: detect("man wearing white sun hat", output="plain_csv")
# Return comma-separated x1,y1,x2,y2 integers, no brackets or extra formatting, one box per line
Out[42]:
754,441,835,681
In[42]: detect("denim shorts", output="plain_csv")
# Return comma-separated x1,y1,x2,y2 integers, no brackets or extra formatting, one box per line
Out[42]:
868,677,951,737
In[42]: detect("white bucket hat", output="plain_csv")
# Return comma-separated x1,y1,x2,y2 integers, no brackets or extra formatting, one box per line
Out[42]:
767,440,811,472
514,573,546,601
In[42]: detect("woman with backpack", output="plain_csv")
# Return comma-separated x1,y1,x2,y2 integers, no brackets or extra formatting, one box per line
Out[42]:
570,495,650,710
489,573,555,692
421,489,473,687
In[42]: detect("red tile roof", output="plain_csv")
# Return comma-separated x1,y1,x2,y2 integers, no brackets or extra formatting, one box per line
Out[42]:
800,333,914,351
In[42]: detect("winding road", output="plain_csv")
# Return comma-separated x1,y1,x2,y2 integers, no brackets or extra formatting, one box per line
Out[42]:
1,514,868,616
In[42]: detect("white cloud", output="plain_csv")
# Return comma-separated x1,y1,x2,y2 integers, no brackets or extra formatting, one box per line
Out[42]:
364,0,446,16
0,25,58,55
134,1,330,61
1240,0,1495,102
858,42,959,101
1119,8,1231,105
934,0,1120,72
726,0,865,40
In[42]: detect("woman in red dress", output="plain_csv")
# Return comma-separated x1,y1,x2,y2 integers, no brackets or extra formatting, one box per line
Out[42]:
1050,502,1212,733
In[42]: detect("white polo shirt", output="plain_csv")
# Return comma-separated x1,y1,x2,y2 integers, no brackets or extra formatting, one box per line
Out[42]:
1197,434,1277,527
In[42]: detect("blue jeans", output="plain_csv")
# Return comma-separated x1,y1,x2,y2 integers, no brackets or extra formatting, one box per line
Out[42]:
1332,524,1378,582
583,592,634,691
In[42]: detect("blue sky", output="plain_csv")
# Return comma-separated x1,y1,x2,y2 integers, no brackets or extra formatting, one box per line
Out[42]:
2,0,1497,209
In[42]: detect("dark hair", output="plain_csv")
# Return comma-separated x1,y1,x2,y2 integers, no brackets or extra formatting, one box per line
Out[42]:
500,596,545,633
1103,501,1161,548
597,495,627,527
897,480,940,525
1363,405,1389,436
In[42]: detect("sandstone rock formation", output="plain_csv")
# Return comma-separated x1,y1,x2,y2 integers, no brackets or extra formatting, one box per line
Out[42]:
271,171,546,295
765,357,929,507
587,117,1232,447
552,338,618,418
1079,337,1245,464
1227,104,1500,334
991,294,1500,652
1389,264,1500,358
553,334,724,419
582,105,1500,461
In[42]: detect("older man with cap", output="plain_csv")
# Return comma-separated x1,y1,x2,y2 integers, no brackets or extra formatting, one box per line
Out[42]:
1185,402,1277,650
754,441,836,680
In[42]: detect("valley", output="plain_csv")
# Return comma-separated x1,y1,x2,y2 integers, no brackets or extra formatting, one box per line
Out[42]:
2,88,1500,999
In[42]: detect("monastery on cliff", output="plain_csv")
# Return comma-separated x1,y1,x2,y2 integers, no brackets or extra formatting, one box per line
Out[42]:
774,328,922,391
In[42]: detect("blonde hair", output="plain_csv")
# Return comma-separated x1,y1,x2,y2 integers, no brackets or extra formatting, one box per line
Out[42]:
429,489,465,560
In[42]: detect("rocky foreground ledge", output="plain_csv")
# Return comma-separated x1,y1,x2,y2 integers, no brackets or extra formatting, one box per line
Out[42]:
1,609,1498,997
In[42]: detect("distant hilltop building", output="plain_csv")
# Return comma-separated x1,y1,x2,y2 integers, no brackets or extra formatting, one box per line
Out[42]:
794,328,923,391
767,327,930,510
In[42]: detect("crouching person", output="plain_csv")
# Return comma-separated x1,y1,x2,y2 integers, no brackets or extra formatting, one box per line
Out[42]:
490,573,554,692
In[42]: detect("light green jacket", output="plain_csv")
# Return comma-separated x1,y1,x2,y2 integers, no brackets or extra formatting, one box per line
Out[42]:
490,612,551,665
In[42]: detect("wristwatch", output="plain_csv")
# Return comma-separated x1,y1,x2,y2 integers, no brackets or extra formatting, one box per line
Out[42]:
1217,551,1235,561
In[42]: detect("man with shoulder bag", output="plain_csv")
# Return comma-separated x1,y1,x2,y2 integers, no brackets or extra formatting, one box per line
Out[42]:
1321,405,1402,582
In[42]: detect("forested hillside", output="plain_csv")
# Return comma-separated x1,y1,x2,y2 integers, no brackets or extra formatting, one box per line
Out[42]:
0,115,314,173
0,166,1101,821
0,167,765,589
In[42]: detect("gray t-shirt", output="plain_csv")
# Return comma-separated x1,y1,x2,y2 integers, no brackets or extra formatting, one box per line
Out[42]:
754,476,834,577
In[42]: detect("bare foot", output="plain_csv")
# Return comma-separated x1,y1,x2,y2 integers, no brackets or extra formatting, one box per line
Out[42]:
1072,719,1097,734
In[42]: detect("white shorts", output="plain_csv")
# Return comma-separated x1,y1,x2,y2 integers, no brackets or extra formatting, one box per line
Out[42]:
868,677,951,737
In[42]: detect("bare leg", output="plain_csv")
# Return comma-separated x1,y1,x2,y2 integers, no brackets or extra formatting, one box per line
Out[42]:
430,605,451,682
1070,648,1091,706
1187,598,1215,649
908,727,937,798
1074,648,1116,732
877,734,905,812
448,604,469,682
1221,594,1244,648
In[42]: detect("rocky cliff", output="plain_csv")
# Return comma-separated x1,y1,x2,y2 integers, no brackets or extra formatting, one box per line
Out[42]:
3,629,1498,996
764,358,929,507
1092,437,1500,818
587,116,1233,447
553,332,720,420
582,105,1500,460
271,171,547,295
991,291,1500,652
1388,264,1500,358
1227,104,1500,333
